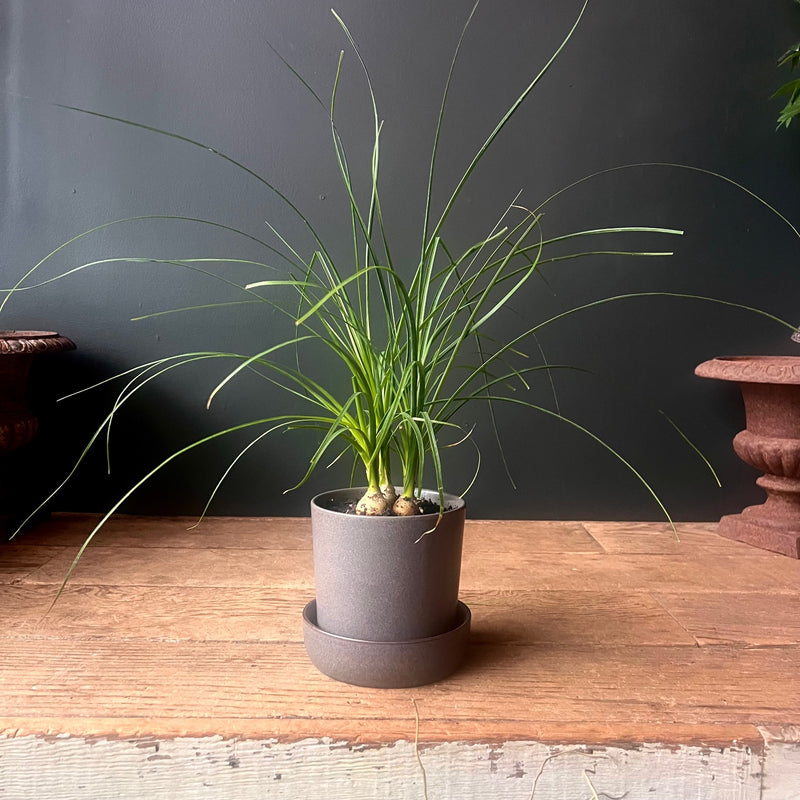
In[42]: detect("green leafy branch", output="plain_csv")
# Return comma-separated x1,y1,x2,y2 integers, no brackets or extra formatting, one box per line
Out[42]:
774,0,800,128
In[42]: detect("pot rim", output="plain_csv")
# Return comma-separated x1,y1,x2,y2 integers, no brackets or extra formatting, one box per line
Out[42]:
311,486,465,520
696,356,800,385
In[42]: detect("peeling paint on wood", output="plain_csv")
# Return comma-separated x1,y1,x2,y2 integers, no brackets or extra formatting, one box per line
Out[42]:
759,727,800,800
0,736,767,800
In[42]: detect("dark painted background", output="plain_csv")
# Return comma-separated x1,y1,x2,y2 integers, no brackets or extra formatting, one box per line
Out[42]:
2,0,799,521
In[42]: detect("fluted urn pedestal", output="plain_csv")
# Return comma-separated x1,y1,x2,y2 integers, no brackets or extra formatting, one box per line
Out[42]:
696,356,800,558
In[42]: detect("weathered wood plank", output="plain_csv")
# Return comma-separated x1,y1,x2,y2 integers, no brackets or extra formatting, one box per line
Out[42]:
0,734,766,800
15,514,312,550
463,520,602,553
760,727,800,800
0,584,312,642
654,592,800,646
460,551,800,593
1,640,797,735
23,540,800,596
18,515,601,554
582,521,766,555
0,545,65,582
0,586,693,646
465,589,696,645
0,718,765,748
1,512,798,779
21,546,314,588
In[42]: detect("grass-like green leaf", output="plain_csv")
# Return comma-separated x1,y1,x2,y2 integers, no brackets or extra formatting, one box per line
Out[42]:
5,2,797,598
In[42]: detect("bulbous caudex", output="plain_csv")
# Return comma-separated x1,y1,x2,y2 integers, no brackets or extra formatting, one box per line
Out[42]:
355,487,422,516
392,495,422,516
355,489,391,516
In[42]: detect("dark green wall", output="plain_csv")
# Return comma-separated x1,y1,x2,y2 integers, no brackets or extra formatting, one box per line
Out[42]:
2,0,799,520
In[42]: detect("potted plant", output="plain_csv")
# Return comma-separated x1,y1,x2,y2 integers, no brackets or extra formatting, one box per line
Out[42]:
4,3,795,687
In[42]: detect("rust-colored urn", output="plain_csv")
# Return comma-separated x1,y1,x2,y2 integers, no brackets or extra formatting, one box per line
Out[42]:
696,356,800,558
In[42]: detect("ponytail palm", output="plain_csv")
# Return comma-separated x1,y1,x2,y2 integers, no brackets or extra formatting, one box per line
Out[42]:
242,1,684,515
5,0,702,554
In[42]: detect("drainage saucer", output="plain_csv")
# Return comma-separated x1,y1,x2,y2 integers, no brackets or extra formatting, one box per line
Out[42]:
302,600,471,688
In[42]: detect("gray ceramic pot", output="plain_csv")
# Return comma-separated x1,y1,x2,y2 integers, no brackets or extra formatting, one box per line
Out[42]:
310,487,466,642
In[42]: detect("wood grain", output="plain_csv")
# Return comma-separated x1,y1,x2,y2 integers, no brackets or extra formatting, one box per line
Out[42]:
0,586,693,646
13,514,312,550
1,513,799,751
581,520,769,555
464,589,696,645
0,545,65,581
653,591,800,646
460,550,800,593
463,519,603,553
1,640,798,731
22,545,314,588
0,717,765,748
0,585,312,642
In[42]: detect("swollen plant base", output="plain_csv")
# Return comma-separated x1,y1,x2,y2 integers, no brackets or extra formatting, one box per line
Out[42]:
302,600,471,689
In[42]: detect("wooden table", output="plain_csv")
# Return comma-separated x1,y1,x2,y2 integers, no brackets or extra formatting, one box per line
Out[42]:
1,514,798,798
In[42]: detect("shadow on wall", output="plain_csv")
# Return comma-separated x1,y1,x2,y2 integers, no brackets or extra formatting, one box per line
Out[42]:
7,350,314,529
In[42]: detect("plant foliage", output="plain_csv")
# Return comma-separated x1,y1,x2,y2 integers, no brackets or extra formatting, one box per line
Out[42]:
4,0,798,590
774,0,800,128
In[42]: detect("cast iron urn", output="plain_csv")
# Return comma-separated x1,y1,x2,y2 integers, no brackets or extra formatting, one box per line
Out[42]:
0,331,75,453
696,355,800,558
